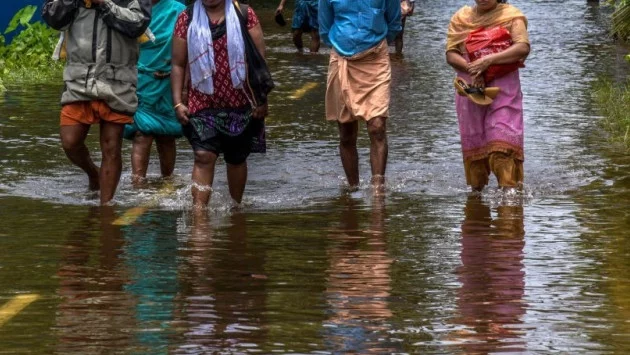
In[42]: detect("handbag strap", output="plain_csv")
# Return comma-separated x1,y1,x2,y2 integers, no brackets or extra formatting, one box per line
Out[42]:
233,0,249,27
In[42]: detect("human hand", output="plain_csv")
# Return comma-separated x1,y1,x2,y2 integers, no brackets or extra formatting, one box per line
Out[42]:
275,6,283,15
471,75,485,88
252,103,268,120
401,0,412,16
467,56,492,79
175,104,190,125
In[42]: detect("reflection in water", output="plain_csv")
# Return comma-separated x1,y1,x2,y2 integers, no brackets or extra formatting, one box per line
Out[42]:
452,196,526,353
175,211,267,353
324,196,395,353
122,211,180,353
54,207,135,354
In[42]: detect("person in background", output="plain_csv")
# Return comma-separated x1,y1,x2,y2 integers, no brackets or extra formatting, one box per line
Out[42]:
275,0,320,53
318,0,401,194
124,0,185,186
445,0,530,192
171,0,268,208
42,0,151,205
394,0,415,56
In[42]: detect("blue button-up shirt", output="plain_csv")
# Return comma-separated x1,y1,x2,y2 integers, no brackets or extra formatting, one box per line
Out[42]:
318,0,402,57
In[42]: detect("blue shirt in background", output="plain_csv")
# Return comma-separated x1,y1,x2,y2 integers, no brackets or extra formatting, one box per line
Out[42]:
318,0,401,57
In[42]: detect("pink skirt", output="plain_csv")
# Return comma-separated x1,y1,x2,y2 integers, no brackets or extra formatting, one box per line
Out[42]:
455,70,524,163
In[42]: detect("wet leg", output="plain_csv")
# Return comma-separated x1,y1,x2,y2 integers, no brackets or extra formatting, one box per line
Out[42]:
99,121,124,204
60,124,100,190
292,29,304,52
131,133,153,186
394,17,407,55
309,29,320,53
191,150,218,208
367,117,388,193
155,135,176,178
226,161,248,204
338,121,359,188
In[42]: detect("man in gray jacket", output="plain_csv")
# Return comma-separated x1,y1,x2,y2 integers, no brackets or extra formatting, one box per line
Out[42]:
43,0,151,204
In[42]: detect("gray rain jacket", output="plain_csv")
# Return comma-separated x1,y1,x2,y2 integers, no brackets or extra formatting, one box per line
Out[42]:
43,0,152,115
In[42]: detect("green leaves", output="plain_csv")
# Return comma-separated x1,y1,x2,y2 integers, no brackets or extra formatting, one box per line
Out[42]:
4,5,37,35
0,6,63,84
606,0,630,39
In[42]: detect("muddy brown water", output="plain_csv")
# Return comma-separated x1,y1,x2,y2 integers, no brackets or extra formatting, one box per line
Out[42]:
1,1,630,353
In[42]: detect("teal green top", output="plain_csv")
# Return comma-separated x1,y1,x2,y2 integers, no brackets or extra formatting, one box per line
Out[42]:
125,0,186,139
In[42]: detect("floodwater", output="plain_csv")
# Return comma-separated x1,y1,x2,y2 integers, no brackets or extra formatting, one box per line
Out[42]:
1,0,630,353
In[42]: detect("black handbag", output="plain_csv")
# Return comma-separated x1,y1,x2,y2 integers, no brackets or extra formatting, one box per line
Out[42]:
234,1,275,107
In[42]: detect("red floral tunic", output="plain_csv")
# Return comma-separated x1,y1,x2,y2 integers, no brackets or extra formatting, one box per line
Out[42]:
174,7,260,114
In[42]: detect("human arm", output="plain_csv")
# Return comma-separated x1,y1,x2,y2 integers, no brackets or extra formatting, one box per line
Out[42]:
275,0,288,15
42,0,79,30
446,50,468,73
467,43,529,78
318,0,333,47
249,23,266,59
92,0,151,38
171,36,189,125
467,18,530,78
385,0,402,43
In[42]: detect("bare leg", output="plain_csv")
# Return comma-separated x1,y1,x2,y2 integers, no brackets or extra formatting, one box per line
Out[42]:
338,121,360,188
155,135,176,178
309,29,320,53
60,124,100,190
191,150,218,208
99,121,125,205
292,29,304,52
367,117,388,192
394,17,407,55
131,133,153,186
226,161,248,204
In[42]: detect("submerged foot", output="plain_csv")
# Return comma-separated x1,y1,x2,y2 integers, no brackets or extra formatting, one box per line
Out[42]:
88,176,100,191
371,175,386,196
131,174,148,188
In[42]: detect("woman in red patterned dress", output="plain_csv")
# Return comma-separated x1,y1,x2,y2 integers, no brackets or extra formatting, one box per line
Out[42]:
171,0,268,208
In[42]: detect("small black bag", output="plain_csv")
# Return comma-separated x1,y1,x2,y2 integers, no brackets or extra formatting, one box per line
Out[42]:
234,1,275,107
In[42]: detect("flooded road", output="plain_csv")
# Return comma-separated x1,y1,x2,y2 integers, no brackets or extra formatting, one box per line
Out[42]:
2,0,630,353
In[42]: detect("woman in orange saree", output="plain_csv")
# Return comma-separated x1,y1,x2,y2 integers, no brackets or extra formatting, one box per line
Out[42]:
445,0,530,191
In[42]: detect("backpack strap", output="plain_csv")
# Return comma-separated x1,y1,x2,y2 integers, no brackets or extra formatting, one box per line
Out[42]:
233,1,249,26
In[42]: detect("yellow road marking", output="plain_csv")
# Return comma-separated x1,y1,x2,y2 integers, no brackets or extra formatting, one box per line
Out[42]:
112,206,147,226
289,82,318,99
113,183,176,226
0,294,39,327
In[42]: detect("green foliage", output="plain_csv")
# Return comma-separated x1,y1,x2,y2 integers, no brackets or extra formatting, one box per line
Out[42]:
4,5,37,35
0,6,63,84
593,77,630,149
607,0,630,39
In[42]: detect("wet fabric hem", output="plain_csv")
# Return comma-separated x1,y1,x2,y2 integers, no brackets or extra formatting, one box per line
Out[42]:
462,141,524,162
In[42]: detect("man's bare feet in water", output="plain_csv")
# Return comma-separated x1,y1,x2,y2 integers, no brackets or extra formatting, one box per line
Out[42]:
371,175,385,196
131,174,148,189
